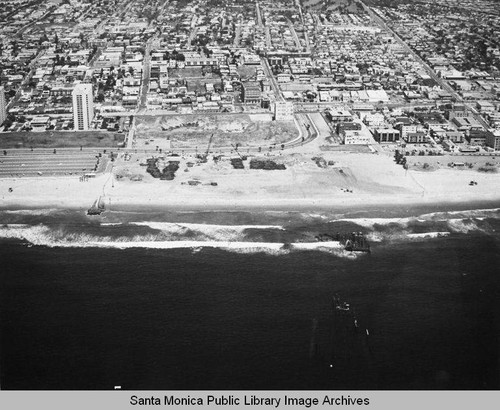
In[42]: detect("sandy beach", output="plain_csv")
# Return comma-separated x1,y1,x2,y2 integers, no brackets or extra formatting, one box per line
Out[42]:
1,150,499,212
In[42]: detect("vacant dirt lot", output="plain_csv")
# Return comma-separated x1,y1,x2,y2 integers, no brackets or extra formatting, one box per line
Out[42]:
135,114,298,149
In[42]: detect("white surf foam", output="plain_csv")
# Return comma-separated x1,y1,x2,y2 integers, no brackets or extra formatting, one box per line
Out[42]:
89,240,284,250
0,224,356,257
446,219,485,234
406,232,451,239
292,241,343,250
88,240,344,251
0,209,61,215
334,208,500,232
0,224,53,244
335,217,412,229
86,240,356,257
420,208,500,220
131,222,285,231
129,221,285,242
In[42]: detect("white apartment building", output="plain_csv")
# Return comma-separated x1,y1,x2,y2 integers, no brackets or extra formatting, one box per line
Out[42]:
72,83,94,131
0,86,6,125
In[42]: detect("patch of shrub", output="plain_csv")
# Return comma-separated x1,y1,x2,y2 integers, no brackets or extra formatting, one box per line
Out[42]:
249,159,286,170
478,166,498,173
160,161,180,180
230,158,244,169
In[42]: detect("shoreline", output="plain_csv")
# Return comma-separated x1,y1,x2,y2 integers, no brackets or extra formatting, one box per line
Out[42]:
1,188,499,219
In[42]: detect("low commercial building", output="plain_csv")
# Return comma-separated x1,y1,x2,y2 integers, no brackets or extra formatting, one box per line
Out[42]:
373,128,400,143
452,116,483,132
242,82,261,104
403,132,428,144
274,101,294,120
30,116,50,132
326,108,352,122
343,130,372,145
476,100,496,113
486,132,500,151
467,130,493,146
444,131,465,143
337,122,361,134
364,113,385,127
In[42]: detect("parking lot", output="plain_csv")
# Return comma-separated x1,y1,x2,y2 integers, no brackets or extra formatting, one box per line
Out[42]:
0,149,106,177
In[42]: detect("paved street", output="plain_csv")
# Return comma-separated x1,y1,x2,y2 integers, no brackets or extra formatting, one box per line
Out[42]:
261,57,283,101
138,39,153,110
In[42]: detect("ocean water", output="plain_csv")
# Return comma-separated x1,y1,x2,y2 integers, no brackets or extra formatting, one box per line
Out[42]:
0,206,499,390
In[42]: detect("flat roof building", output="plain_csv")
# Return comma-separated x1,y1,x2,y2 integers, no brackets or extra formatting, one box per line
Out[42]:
374,128,400,143
0,86,6,126
72,83,94,131
242,82,261,104
274,101,294,121
486,132,500,151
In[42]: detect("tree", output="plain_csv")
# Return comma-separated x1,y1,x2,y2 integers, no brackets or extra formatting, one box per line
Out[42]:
11,40,19,56
2,118,13,129
39,33,49,44
105,74,115,90
394,149,402,164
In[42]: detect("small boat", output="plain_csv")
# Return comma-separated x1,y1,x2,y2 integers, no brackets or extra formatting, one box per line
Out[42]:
333,295,353,314
335,301,351,312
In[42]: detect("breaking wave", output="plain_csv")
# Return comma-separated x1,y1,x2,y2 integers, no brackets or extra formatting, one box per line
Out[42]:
1,206,498,254
406,232,451,239
129,222,284,242
0,209,62,216
419,208,500,220
334,208,500,243
0,224,353,257
86,240,350,257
